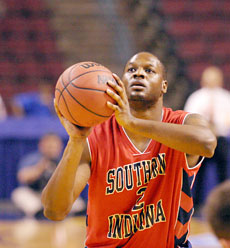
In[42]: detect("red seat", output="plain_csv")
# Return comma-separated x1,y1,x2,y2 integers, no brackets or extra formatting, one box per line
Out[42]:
17,62,43,77
0,40,7,52
190,0,217,13
0,62,15,76
2,18,28,32
161,1,189,15
198,20,223,35
166,20,198,38
187,62,208,82
24,0,46,11
212,41,230,57
5,0,22,10
29,19,50,33
6,0,46,11
222,64,230,77
34,40,57,53
178,40,206,59
221,0,230,13
0,83,15,99
222,22,230,36
41,62,63,77
7,40,30,53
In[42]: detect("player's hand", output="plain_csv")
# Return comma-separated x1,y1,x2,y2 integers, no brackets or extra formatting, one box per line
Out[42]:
106,73,134,128
54,99,92,139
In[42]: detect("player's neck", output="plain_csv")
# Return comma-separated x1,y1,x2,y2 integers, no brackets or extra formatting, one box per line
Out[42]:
129,99,163,122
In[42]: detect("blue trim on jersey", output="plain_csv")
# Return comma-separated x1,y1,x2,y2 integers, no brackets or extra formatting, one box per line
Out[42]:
177,206,193,224
182,170,194,197
175,231,191,247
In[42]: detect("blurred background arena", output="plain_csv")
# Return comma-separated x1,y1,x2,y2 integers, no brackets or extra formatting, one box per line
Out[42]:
0,0,230,247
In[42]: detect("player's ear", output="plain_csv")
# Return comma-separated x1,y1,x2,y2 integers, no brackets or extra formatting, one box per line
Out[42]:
161,80,168,94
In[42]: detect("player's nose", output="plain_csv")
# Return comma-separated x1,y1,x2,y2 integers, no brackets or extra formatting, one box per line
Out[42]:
133,67,145,79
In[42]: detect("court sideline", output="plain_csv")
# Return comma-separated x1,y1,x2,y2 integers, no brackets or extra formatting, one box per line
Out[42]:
0,216,222,248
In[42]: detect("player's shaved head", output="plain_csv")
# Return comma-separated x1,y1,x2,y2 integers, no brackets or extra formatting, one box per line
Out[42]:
126,52,167,80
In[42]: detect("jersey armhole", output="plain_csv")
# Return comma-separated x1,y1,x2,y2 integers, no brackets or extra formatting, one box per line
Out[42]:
182,112,192,125
184,154,205,171
86,138,92,161
182,113,204,172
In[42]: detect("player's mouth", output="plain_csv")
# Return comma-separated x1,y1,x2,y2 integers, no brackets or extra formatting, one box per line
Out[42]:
130,81,146,90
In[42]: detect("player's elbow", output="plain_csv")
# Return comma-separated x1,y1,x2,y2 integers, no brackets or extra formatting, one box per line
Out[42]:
41,192,71,221
202,135,217,158
43,207,69,221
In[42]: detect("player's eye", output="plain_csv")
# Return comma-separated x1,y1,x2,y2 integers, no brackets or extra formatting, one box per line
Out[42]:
128,68,136,72
145,68,155,73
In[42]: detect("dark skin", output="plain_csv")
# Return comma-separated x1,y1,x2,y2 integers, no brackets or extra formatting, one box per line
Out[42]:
42,52,217,221
107,52,215,165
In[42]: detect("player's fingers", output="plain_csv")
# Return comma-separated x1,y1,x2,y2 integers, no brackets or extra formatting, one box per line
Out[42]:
53,98,57,108
107,80,122,93
54,99,61,115
53,99,66,126
106,88,124,108
107,79,127,104
112,73,126,91
62,117,72,128
112,74,128,101
107,101,120,112
54,100,64,118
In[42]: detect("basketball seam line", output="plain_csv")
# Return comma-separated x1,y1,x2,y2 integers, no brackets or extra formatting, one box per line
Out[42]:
57,73,65,105
58,75,111,119
68,64,79,85
59,86,111,118
57,69,111,103
71,85,105,92
55,88,81,125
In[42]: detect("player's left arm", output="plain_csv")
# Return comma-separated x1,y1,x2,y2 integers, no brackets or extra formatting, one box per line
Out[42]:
106,74,217,160
183,113,214,168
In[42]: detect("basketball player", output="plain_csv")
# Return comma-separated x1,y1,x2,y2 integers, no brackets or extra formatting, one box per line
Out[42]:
42,52,216,247
204,180,230,248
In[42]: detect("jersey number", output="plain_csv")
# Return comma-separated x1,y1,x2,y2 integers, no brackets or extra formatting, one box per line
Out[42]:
132,186,147,211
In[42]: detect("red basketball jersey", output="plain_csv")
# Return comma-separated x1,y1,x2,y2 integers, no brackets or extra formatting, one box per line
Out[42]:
86,107,200,248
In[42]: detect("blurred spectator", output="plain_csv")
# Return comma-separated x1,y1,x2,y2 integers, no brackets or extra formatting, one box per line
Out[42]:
0,94,7,121
11,133,86,219
184,66,230,207
11,83,55,117
204,180,230,248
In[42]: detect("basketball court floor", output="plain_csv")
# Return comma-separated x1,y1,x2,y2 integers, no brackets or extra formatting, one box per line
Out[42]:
0,216,222,248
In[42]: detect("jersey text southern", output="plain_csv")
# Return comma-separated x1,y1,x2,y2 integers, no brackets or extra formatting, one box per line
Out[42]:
106,153,166,195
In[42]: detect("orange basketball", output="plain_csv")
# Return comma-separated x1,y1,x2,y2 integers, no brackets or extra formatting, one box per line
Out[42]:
55,62,117,127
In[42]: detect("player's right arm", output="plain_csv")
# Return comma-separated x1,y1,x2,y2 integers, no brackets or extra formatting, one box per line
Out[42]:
41,100,91,221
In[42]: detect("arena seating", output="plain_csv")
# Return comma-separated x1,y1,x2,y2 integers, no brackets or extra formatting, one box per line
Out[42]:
161,0,230,89
120,0,193,109
0,0,64,111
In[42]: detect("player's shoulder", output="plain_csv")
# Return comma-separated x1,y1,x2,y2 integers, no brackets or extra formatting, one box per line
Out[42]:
162,107,188,124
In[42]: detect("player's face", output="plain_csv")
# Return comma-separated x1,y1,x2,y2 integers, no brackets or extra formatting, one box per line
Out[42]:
122,53,167,104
